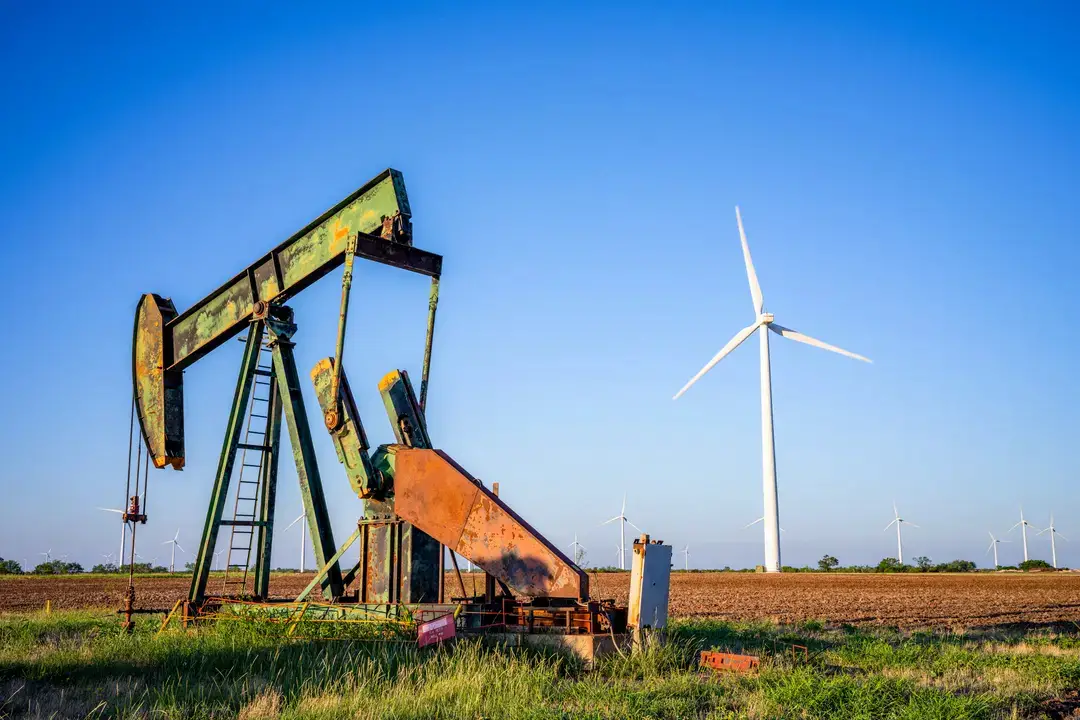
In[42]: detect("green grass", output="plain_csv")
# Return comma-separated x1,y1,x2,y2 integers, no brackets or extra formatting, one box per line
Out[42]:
2,611,1079,719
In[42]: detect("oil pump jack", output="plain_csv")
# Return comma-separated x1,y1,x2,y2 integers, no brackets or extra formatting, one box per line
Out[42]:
131,169,626,643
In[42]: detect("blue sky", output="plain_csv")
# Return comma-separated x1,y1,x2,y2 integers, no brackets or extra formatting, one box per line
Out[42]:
1,2,1078,572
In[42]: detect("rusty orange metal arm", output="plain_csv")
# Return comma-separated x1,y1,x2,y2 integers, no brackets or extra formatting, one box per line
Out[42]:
391,448,589,601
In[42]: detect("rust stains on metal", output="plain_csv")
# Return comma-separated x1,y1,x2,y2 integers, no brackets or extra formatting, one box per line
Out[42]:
392,448,588,600
699,650,760,673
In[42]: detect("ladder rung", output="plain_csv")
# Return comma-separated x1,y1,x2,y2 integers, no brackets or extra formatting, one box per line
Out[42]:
237,496,258,501
253,369,273,377
242,463,262,468
237,443,270,452
220,520,266,527
246,430,266,435
249,414,267,419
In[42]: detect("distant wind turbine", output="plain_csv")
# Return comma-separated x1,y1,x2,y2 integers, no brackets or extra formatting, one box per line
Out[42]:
1037,516,1068,569
162,529,185,573
986,532,1009,569
682,545,690,571
673,206,870,573
1009,508,1035,562
569,534,586,566
884,503,918,565
97,507,128,565
284,512,307,572
39,549,52,563
601,495,640,570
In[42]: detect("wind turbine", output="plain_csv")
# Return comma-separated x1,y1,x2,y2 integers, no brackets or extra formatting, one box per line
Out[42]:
682,545,690,571
986,532,1009,569
673,207,870,573
284,513,307,572
97,507,128,565
884,503,918,565
1037,516,1068,569
39,549,52,564
213,549,226,572
569,534,586,566
601,495,640,570
162,529,185,573
1010,508,1035,562
614,545,622,568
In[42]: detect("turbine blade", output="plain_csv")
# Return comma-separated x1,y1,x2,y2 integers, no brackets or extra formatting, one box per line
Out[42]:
735,206,764,314
903,522,920,528
742,517,764,529
986,543,993,554
601,516,621,526
884,519,898,531
1009,521,1022,532
673,322,760,399
284,514,305,530
175,544,186,554
1037,528,1050,535
769,324,871,363
1058,532,1069,542
625,519,642,532
97,508,124,514
162,540,171,545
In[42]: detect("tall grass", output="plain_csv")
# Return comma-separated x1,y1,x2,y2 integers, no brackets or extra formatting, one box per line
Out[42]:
2,611,1078,718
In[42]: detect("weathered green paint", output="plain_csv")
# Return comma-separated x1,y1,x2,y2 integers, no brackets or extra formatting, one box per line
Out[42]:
253,370,283,598
168,169,433,371
419,277,440,411
378,369,432,448
189,324,264,604
133,169,443,471
266,312,343,600
132,294,183,468
311,358,380,498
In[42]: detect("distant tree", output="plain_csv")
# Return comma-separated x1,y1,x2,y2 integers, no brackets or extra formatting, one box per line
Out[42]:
1019,559,1053,572
90,563,120,573
876,557,905,573
932,559,976,573
0,558,23,575
184,561,197,572
818,555,839,572
33,560,83,575
914,556,933,571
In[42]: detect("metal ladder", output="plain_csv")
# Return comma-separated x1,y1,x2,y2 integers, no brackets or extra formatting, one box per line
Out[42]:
221,341,275,596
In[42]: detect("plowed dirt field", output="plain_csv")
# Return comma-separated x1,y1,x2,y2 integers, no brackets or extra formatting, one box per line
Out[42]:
4,572,1079,628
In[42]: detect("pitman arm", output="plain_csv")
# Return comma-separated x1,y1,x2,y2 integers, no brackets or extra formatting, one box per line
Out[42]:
312,362,590,601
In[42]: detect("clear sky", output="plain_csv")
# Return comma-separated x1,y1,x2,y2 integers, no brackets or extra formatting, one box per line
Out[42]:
1,2,1078,572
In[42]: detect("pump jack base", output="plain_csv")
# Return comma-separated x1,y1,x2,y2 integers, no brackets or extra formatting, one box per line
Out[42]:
177,596,628,662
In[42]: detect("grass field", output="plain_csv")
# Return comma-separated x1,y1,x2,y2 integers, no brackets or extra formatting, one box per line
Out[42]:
3,609,1080,719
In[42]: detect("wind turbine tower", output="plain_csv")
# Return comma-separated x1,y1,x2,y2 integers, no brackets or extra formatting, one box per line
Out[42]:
1010,508,1034,562
986,532,1009,569
601,495,639,570
682,545,690,571
673,207,870,572
884,503,918,565
1038,516,1068,569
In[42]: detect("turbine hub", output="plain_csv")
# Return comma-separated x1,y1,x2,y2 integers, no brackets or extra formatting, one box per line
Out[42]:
759,313,774,324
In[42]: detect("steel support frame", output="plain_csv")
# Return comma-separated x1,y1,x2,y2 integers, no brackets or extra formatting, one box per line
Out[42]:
188,310,343,605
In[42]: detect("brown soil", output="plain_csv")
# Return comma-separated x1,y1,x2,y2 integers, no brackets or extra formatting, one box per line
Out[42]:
3,572,1079,629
